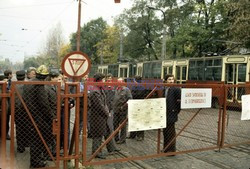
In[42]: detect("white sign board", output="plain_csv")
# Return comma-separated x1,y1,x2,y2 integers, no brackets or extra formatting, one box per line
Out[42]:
241,95,250,120
128,98,166,132
181,88,212,109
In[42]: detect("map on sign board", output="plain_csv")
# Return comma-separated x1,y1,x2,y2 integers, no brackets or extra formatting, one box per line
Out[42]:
241,95,250,120
128,98,166,132
61,51,91,78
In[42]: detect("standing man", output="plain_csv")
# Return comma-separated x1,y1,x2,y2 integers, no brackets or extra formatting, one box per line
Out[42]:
0,73,5,138
23,65,53,168
163,74,181,153
113,78,132,144
3,69,12,140
88,73,109,159
15,70,30,153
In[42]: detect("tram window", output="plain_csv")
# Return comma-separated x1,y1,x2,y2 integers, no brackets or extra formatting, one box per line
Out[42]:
205,67,222,81
197,67,203,80
205,68,213,80
214,59,222,66
103,69,108,75
120,68,124,77
238,64,246,82
197,60,203,66
189,61,196,67
124,68,128,77
205,60,213,66
182,67,187,80
226,65,234,82
213,68,222,81
169,67,173,74
163,67,168,77
153,63,162,78
176,67,181,80
188,68,198,80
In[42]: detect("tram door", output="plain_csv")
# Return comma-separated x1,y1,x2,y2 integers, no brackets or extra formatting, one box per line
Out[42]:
225,63,247,101
119,67,128,78
176,66,187,84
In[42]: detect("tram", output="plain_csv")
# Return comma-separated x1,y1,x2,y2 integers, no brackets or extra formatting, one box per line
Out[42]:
89,54,250,106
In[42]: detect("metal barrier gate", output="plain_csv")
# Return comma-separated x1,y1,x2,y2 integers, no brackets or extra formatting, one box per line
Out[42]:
0,81,250,169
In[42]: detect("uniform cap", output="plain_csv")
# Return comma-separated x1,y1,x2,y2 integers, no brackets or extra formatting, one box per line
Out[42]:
16,70,26,80
36,65,49,75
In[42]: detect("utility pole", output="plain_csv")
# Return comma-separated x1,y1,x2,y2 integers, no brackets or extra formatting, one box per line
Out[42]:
76,0,81,51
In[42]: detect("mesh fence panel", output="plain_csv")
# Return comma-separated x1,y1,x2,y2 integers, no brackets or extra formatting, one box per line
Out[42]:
4,81,250,167
14,82,59,168
83,82,223,163
223,85,250,146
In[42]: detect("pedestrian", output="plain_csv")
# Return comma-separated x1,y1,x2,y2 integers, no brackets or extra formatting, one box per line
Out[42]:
26,67,36,80
3,69,12,140
88,72,109,159
45,70,62,159
113,78,132,144
23,65,53,168
162,74,181,153
15,70,30,153
104,73,121,154
0,72,5,138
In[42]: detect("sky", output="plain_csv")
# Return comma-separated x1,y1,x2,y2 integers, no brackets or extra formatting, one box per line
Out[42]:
0,0,133,63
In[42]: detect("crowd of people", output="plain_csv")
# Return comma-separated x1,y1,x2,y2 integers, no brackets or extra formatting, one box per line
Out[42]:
0,65,181,168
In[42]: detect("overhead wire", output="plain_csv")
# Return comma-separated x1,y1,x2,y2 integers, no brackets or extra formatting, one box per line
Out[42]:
0,1,72,10
13,0,76,56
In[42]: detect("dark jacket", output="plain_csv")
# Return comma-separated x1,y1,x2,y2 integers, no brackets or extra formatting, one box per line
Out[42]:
113,86,132,114
23,78,53,127
165,87,181,124
88,86,109,138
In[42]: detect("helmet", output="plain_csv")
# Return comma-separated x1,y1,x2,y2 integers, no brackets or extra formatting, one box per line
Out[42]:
36,65,49,75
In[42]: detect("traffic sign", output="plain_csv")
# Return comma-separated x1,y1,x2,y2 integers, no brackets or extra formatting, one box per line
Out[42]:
61,51,91,78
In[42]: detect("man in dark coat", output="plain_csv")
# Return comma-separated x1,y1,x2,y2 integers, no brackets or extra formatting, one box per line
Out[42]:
163,74,181,153
23,65,53,168
3,69,12,140
0,73,5,138
88,73,109,159
15,70,30,153
113,78,132,144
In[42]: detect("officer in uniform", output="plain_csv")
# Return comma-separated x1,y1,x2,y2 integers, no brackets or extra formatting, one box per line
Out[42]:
15,70,29,153
23,65,53,168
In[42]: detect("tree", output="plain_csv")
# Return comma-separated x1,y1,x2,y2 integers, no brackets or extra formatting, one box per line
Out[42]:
70,18,108,64
42,22,66,68
23,56,40,70
116,0,162,61
227,0,250,49
95,26,120,64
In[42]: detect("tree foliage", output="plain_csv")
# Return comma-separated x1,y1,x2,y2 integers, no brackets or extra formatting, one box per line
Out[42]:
70,18,108,64
96,26,120,64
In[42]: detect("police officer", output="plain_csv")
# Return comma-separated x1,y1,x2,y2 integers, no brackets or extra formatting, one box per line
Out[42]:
23,65,53,168
15,70,30,153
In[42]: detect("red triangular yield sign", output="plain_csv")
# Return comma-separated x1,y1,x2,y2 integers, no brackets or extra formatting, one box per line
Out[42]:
68,58,86,75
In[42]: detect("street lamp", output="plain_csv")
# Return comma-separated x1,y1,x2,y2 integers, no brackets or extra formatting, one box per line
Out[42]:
147,6,167,60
